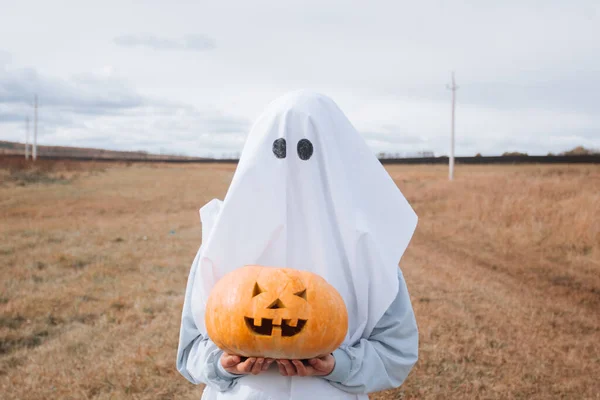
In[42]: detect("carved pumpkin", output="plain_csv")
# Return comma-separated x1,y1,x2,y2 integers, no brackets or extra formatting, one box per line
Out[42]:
205,265,348,359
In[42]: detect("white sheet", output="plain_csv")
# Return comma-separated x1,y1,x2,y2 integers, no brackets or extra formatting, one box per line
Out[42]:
191,90,418,399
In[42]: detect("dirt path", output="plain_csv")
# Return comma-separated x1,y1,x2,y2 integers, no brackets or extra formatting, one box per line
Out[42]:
385,232,599,399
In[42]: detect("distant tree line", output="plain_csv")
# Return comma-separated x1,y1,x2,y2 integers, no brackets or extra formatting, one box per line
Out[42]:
500,146,599,157
377,147,599,159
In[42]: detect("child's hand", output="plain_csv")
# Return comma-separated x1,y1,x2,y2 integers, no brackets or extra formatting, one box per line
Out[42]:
221,353,274,375
276,354,335,377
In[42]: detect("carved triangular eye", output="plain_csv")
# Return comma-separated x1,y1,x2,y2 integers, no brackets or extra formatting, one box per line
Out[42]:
267,299,286,309
294,289,307,300
252,283,264,297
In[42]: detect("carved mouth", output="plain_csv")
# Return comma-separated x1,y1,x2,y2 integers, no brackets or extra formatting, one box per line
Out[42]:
244,317,307,337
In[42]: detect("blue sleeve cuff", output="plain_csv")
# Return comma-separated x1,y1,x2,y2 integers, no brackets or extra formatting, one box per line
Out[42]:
323,348,352,384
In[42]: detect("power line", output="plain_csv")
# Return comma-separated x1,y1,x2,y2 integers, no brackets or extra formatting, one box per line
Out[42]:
446,72,459,181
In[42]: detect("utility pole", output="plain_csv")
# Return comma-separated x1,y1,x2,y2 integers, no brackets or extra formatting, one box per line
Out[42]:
25,117,31,160
33,94,38,161
446,72,458,180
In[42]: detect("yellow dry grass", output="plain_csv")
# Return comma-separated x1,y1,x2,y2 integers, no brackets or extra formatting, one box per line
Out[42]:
1,160,599,399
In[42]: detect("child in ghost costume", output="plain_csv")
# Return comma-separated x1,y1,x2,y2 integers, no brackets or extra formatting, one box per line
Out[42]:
177,91,419,400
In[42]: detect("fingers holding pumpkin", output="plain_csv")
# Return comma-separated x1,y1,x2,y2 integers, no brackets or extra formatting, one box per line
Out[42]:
222,356,255,374
221,354,276,375
278,360,297,376
262,358,274,371
239,357,257,373
308,357,326,371
276,359,321,376
220,353,241,369
277,360,288,376
291,360,308,376
307,354,335,375
251,358,269,375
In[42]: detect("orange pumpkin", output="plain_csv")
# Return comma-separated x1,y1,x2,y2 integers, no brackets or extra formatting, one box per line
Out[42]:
205,265,348,359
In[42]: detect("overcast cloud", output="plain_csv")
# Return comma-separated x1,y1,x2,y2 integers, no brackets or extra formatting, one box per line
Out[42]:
114,34,217,52
1,0,599,157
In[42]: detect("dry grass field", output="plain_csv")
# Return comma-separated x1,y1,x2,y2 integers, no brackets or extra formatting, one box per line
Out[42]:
1,158,599,399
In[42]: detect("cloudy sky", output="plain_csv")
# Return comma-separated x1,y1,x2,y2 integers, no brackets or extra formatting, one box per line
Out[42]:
1,1,599,157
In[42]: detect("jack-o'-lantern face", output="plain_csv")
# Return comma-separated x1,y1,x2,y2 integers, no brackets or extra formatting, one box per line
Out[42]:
244,268,310,337
205,265,348,360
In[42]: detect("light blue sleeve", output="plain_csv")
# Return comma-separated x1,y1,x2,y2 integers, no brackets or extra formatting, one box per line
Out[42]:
176,246,241,392
323,268,419,394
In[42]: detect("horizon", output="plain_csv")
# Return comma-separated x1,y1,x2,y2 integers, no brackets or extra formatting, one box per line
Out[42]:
2,139,596,160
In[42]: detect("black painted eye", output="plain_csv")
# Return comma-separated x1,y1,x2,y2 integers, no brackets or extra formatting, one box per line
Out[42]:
297,139,313,160
272,138,286,159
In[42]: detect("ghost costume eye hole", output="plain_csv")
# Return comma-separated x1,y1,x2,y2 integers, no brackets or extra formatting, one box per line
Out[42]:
272,138,287,159
297,139,314,160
